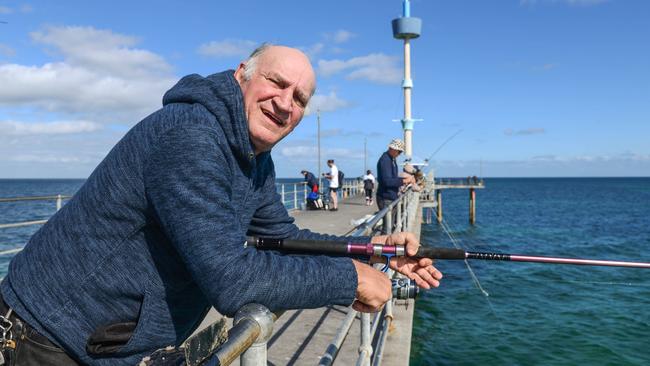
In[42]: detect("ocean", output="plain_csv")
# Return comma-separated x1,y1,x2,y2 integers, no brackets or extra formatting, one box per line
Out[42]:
411,178,650,365
1,178,649,365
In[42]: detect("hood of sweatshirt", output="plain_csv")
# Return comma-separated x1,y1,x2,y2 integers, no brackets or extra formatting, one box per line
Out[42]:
162,70,263,164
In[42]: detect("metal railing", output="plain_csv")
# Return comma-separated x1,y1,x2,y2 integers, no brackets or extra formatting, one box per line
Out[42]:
434,177,484,186
277,180,364,211
0,194,70,229
320,188,418,366
213,189,419,366
0,195,71,254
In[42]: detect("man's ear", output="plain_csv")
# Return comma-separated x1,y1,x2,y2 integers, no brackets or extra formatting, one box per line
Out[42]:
234,63,246,85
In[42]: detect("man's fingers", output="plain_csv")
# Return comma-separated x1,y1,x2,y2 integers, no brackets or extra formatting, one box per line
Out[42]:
414,267,442,288
352,300,383,313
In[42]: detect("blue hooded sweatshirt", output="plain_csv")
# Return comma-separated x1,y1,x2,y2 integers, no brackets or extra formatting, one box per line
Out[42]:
1,71,360,365
376,151,403,201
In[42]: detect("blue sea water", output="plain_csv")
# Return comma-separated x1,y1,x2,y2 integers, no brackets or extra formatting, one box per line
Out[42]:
411,178,650,365
1,178,649,364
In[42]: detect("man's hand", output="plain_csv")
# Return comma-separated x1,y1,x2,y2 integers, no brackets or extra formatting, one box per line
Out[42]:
352,260,392,313
402,174,416,186
370,232,443,289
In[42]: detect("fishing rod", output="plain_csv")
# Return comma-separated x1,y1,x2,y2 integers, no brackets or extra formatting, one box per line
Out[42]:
248,236,650,282
248,237,650,269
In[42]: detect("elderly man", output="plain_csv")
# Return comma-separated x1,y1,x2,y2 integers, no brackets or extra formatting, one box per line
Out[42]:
0,45,441,365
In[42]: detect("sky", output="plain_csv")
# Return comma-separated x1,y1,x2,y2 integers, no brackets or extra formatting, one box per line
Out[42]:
0,0,648,178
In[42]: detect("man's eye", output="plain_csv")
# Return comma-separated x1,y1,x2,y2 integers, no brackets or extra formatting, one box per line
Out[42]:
265,76,279,85
295,98,306,108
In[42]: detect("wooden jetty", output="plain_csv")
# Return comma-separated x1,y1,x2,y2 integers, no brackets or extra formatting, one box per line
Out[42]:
421,177,485,225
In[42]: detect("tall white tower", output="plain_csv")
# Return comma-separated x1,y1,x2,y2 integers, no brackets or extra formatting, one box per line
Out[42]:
392,0,422,159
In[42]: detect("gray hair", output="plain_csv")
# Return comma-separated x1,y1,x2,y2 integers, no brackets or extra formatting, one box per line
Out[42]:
242,43,272,81
241,43,317,98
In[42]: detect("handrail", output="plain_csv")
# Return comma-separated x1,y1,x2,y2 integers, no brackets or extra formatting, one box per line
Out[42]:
1,194,70,231
277,180,364,211
320,189,417,366
0,195,72,203
0,219,48,230
214,305,284,366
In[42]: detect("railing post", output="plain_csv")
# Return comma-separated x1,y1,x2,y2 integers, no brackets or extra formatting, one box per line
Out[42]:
356,313,372,366
235,304,275,366
436,190,442,223
469,188,476,225
385,208,393,234
56,194,62,211
395,199,402,232
281,185,285,207
294,184,298,210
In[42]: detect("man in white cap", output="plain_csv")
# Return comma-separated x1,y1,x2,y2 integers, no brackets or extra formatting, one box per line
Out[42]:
376,139,415,213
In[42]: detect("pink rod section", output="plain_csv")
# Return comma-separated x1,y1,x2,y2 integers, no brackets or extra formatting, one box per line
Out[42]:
510,255,650,268
347,243,374,255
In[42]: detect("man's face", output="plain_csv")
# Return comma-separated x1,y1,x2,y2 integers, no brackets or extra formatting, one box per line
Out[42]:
388,148,402,158
235,46,316,154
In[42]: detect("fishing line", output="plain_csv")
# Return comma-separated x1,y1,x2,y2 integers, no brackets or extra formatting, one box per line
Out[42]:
557,280,650,288
438,217,510,335
439,218,489,297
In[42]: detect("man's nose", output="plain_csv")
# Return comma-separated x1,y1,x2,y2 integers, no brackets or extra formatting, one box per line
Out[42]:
273,89,293,115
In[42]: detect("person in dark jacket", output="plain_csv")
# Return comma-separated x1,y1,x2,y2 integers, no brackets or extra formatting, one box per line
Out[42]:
376,138,415,211
0,45,441,365
301,170,319,193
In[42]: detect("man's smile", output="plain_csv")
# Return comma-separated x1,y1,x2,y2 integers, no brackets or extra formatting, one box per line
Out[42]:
262,109,285,127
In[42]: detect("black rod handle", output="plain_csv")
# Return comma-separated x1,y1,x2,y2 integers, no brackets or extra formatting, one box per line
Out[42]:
248,237,351,255
415,247,466,260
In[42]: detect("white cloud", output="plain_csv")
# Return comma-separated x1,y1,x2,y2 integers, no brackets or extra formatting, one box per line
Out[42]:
8,154,96,164
301,43,325,59
0,120,102,135
318,53,401,84
0,6,12,14
532,63,557,71
333,30,355,44
279,145,361,159
197,39,257,58
306,91,350,114
504,128,546,136
279,145,317,157
520,0,608,6
0,26,176,124
0,44,15,57
319,128,343,138
31,26,172,78
432,153,650,177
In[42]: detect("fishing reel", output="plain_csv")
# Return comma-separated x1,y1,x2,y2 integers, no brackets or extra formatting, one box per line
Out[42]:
391,278,419,299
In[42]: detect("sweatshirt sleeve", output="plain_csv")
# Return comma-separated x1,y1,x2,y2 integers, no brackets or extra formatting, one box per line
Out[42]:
144,125,358,316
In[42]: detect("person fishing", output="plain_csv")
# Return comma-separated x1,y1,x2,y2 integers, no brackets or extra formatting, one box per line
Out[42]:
0,44,442,365
375,139,415,233
300,170,319,193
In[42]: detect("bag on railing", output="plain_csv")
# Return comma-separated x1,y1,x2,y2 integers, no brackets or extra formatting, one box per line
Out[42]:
138,318,226,366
